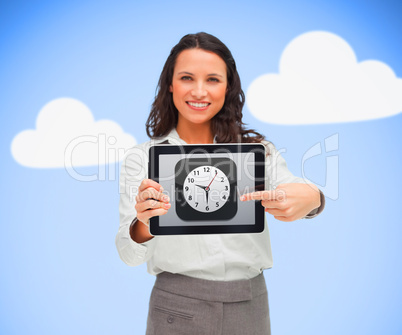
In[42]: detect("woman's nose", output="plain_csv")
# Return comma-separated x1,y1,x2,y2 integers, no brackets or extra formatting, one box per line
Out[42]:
191,82,207,99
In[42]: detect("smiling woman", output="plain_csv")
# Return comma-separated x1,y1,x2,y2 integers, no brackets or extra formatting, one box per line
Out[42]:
170,48,227,143
145,32,265,144
116,32,324,335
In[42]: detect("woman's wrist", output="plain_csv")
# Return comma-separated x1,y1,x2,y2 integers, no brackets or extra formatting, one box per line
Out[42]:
304,189,325,219
129,217,154,243
142,219,150,227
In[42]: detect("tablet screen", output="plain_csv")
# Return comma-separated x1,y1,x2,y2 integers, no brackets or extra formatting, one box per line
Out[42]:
149,144,265,235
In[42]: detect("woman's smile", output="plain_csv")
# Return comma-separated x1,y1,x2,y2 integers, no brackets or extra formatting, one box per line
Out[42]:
186,101,211,110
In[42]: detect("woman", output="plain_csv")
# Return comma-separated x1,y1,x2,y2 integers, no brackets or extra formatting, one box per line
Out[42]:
116,32,324,335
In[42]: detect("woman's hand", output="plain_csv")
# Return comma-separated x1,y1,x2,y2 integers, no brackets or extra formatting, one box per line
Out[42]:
130,179,171,243
135,179,171,225
240,183,321,222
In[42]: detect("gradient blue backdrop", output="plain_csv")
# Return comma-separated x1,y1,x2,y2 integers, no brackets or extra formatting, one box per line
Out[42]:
1,0,401,334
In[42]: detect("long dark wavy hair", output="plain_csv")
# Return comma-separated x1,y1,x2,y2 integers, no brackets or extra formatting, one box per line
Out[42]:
146,32,265,143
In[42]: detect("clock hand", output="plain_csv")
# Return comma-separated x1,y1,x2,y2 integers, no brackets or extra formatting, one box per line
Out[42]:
205,170,218,192
195,184,210,202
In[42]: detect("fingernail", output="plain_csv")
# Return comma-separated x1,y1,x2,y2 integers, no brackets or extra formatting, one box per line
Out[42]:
240,195,245,201
164,203,171,209
162,195,169,202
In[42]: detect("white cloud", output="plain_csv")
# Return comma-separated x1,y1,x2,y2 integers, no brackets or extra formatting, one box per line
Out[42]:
11,98,136,168
246,31,402,124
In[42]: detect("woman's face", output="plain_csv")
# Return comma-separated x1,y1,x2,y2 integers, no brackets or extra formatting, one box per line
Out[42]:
170,48,227,128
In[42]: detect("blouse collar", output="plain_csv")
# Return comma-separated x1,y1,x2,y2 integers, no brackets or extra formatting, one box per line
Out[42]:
156,128,217,145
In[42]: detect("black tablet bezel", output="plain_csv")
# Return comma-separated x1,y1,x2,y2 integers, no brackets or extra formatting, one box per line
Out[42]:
148,144,265,235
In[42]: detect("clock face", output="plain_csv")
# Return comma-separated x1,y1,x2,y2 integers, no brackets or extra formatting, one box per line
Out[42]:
183,165,230,213
175,157,237,221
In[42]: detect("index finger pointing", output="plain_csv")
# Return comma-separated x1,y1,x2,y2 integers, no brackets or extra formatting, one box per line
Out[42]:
240,190,276,201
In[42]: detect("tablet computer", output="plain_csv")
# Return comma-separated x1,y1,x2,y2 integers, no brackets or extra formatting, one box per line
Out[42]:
148,143,265,235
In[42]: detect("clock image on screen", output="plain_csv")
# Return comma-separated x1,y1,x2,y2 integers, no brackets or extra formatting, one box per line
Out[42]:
175,157,237,221
183,165,230,213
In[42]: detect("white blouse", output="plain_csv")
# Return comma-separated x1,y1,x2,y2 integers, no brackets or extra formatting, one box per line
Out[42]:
115,129,319,281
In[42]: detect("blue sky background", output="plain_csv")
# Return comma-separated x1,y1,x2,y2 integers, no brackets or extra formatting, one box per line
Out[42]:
1,0,401,334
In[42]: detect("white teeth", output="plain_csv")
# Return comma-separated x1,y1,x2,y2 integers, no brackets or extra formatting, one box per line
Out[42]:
188,102,209,108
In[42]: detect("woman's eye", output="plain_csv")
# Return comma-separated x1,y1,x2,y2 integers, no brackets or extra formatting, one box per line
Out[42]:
208,77,219,82
181,76,192,81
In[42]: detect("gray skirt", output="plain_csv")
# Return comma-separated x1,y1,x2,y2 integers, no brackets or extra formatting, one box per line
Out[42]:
146,272,271,335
